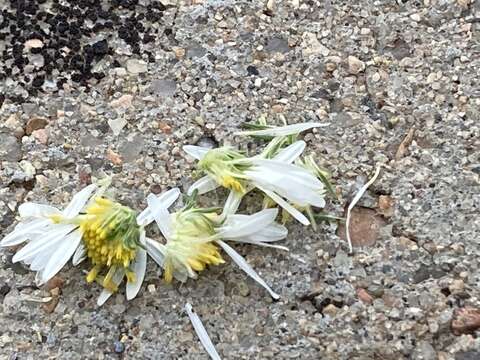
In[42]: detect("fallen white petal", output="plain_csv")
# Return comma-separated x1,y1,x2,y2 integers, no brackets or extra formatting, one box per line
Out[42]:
219,208,278,239
187,175,219,196
273,141,306,163
97,268,125,306
183,145,211,160
72,242,86,266
62,184,97,218
18,203,61,219
145,237,165,266
146,194,173,239
217,240,280,299
126,247,147,300
185,303,222,360
235,122,327,137
12,224,76,263
256,186,310,225
220,190,244,220
346,165,381,253
1,219,50,247
41,229,82,282
136,188,180,226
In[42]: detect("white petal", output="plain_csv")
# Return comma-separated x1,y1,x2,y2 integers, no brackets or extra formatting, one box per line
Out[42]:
187,175,219,196
235,122,327,137
346,165,381,253
136,188,180,226
62,184,97,218
216,240,279,299
255,186,310,226
147,194,173,239
145,237,165,266
126,248,147,300
273,141,306,164
72,243,86,266
12,224,76,263
97,268,125,306
241,222,288,243
220,190,244,220
231,240,289,251
18,203,61,219
247,160,325,208
185,303,222,360
1,219,50,247
40,229,82,282
219,208,279,239
183,145,211,161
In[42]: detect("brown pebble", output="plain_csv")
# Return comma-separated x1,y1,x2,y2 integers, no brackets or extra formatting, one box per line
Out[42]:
45,276,65,291
32,129,49,144
377,195,395,218
451,307,480,335
26,117,48,135
106,148,123,165
357,288,374,304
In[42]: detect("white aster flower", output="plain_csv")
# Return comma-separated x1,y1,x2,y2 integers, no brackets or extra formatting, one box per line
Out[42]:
183,140,326,225
0,182,180,306
1,183,98,285
92,187,181,306
143,193,288,299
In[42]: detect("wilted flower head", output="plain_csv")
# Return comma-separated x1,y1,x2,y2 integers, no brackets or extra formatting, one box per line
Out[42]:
0,180,180,305
143,192,288,299
184,137,326,226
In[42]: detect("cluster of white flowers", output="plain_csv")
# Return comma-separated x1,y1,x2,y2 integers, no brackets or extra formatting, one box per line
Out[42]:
1,122,348,359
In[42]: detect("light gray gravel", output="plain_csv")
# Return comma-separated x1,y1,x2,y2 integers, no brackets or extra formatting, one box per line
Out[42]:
1,0,479,359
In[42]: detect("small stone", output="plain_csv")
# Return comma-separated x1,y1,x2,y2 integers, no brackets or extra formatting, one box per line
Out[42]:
410,13,421,22
108,118,127,136
26,117,48,135
238,281,250,297
24,39,44,50
19,160,36,178
322,304,339,317
126,59,148,74
449,279,465,294
367,284,384,298
5,114,20,129
113,341,125,353
147,284,156,293
302,32,330,57
398,236,418,250
150,79,177,97
457,0,471,8
452,307,480,335
348,56,365,74
377,195,394,218
455,351,480,360
45,276,65,291
110,94,133,109
412,340,436,360
158,122,172,134
106,149,123,165
172,47,186,59
32,129,48,144
265,37,290,54
356,288,374,304
272,104,284,113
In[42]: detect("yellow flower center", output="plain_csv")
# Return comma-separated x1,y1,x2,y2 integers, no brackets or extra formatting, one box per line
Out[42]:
162,209,224,283
79,197,140,291
221,175,245,193
197,147,250,194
